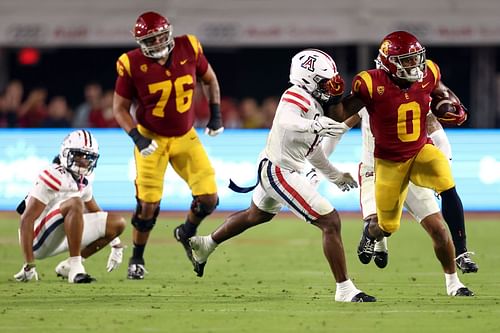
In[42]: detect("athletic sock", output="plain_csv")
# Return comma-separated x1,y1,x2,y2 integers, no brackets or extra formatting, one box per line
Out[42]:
334,279,361,302
374,237,388,252
182,220,198,238
445,272,465,296
131,243,145,263
440,187,467,256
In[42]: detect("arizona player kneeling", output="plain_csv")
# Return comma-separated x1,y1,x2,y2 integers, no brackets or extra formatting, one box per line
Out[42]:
14,130,126,283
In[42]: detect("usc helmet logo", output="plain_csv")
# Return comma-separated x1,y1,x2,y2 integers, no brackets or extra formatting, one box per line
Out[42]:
380,40,391,55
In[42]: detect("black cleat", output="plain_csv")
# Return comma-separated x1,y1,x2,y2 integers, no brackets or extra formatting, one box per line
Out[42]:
72,273,95,284
454,287,474,296
127,264,147,280
373,251,388,269
351,292,377,302
174,225,194,263
455,252,478,273
193,261,206,277
357,227,376,265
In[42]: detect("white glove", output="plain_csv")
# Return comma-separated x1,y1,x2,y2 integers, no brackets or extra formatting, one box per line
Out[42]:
106,246,124,272
205,126,224,137
309,117,346,137
14,263,39,282
332,172,358,192
140,140,158,157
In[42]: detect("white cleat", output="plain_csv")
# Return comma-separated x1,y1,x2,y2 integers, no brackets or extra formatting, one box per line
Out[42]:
68,263,94,284
189,236,216,277
55,258,71,279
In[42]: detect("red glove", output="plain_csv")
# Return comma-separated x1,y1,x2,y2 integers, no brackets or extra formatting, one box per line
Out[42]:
438,103,467,126
325,75,345,97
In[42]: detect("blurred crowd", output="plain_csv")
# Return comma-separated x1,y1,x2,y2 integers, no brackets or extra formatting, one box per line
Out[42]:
0,80,279,129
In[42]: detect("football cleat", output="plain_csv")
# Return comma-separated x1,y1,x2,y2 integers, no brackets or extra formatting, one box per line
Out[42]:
55,259,71,279
454,287,474,297
71,273,95,284
127,263,147,280
455,252,478,273
351,292,377,302
174,224,194,263
68,262,93,283
189,236,216,277
357,224,376,264
373,251,388,269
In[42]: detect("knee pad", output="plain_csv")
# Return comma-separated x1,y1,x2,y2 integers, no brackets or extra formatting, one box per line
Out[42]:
131,200,160,232
190,196,219,218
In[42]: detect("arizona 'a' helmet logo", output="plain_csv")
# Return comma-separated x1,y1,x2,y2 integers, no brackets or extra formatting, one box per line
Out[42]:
301,56,316,72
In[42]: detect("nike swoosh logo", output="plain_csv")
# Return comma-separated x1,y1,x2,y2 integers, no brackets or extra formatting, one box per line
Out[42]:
180,59,188,65
422,82,430,89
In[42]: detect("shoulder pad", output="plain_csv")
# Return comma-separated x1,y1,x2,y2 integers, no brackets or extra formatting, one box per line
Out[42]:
281,87,312,112
37,164,66,192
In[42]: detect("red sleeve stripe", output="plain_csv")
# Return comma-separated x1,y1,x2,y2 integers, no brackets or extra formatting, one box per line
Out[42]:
43,170,61,186
282,97,309,112
39,175,60,191
284,91,311,105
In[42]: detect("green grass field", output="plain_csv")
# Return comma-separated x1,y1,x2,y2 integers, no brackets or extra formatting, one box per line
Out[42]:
1,212,499,333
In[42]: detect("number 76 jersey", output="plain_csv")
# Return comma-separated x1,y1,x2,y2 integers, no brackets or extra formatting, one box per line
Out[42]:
351,60,441,162
114,34,209,137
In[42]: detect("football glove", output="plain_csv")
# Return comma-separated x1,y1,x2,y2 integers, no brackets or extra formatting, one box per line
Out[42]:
106,246,124,272
14,263,39,282
332,172,358,192
128,128,158,156
438,103,468,126
205,103,224,137
309,116,346,137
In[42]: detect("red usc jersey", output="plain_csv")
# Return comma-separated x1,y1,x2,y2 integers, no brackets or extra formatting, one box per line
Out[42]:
115,35,209,137
352,60,441,162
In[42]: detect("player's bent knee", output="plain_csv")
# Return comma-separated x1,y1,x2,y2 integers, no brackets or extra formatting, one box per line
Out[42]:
108,213,126,234
378,220,399,234
191,195,219,218
131,214,157,232
61,197,84,215
315,210,341,234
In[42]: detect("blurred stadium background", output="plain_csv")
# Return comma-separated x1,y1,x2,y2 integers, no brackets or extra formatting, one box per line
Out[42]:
0,0,499,212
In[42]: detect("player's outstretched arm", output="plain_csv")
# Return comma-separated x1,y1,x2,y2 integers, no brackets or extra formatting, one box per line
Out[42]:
307,147,358,192
326,94,365,122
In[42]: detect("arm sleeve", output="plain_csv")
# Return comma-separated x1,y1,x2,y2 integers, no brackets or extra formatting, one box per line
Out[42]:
429,129,452,162
278,104,314,132
114,53,134,99
30,180,57,205
307,147,342,183
186,35,209,76
321,122,351,156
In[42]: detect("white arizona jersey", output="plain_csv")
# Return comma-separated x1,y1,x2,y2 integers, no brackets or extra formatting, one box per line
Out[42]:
358,108,375,167
264,85,326,172
29,163,93,210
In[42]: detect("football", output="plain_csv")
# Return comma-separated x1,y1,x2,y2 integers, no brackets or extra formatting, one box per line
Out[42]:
430,97,456,118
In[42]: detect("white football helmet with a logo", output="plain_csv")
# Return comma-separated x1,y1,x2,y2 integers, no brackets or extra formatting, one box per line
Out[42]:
59,129,99,177
289,49,340,103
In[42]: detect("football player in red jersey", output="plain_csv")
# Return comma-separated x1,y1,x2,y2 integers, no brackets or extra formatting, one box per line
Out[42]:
113,11,223,279
330,31,477,288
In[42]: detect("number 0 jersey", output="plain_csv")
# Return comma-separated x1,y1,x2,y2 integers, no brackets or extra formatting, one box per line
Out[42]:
115,35,209,137
352,60,441,162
